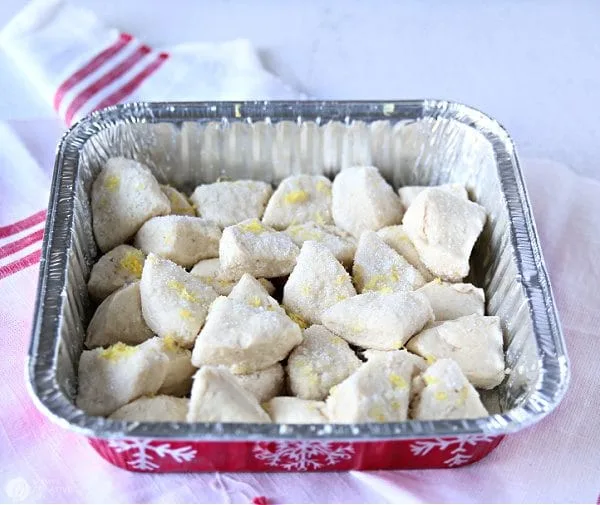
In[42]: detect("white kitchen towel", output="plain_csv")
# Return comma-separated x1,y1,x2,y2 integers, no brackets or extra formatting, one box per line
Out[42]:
0,0,304,126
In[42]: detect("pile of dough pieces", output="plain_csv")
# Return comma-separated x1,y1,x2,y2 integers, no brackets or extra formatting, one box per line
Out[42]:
77,157,505,425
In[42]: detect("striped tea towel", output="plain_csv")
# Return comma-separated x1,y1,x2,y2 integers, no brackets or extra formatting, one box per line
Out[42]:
0,0,304,126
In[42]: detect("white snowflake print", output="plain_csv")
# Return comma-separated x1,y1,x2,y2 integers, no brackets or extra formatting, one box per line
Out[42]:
253,441,355,470
410,435,495,467
107,439,197,471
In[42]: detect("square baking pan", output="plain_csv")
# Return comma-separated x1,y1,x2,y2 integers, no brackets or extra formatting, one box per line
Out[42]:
27,100,569,472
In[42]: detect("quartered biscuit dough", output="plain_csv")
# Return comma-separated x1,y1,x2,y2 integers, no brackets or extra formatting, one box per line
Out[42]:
191,295,302,374
227,273,284,314
263,397,328,423
91,157,170,252
321,291,433,350
398,183,468,210
233,363,284,403
190,180,273,228
189,258,275,296
139,254,218,348
418,279,485,321
331,166,403,238
406,314,505,389
352,231,426,294
152,336,197,397
326,350,423,422
410,359,489,420
109,395,189,422
376,225,434,282
283,241,356,326
85,282,153,349
87,245,145,301
287,325,361,400
187,366,271,422
285,222,357,267
402,188,487,282
76,338,168,416
219,219,300,279
160,185,195,216
262,174,333,229
134,215,221,268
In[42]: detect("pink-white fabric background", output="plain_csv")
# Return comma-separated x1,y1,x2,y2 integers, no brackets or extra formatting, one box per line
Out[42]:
0,119,599,504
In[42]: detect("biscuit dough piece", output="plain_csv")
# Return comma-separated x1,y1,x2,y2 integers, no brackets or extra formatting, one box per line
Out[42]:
406,314,505,389
283,241,356,325
321,291,433,350
398,183,468,210
410,359,489,420
228,273,284,314
161,185,195,216
402,188,487,282
262,174,333,229
187,366,271,422
88,245,145,301
191,296,303,373
376,225,434,282
418,280,485,321
363,349,427,373
326,350,423,422
331,166,402,238
353,231,425,294
264,397,328,423
76,339,168,416
190,258,275,296
234,363,284,403
285,222,357,267
109,395,189,422
154,336,197,397
85,282,153,348
287,325,361,400
190,180,273,228
140,254,218,347
134,215,221,268
91,157,170,252
219,219,300,279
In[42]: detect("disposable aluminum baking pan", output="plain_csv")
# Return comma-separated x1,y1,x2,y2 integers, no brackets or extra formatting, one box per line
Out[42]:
27,100,569,472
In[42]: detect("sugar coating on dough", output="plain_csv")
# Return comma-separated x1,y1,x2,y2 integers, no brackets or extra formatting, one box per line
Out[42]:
406,314,505,389
402,188,487,282
88,245,146,301
262,174,333,229
134,215,221,268
418,279,485,321
76,338,168,416
219,219,300,279
109,395,189,422
85,282,153,349
352,231,426,294
285,222,357,267
190,258,275,296
376,225,434,282
228,273,284,314
140,254,218,348
264,397,328,423
91,157,170,252
161,185,195,216
283,241,356,326
150,336,197,397
326,350,423,423
190,180,273,228
331,166,403,238
192,296,303,374
398,183,468,210
287,324,361,400
363,349,427,373
187,366,271,422
321,291,433,350
410,359,488,420
234,363,284,403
